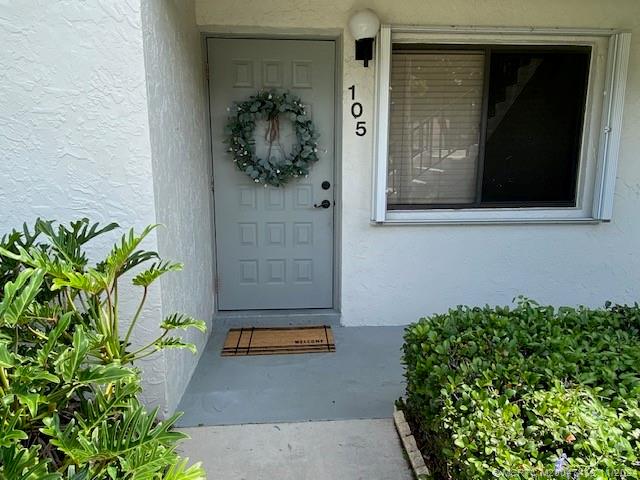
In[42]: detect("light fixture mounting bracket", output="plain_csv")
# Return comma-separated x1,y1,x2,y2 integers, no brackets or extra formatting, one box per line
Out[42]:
355,38,375,67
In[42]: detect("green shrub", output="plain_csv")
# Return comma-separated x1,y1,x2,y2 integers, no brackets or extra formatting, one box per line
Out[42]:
402,298,640,479
0,219,206,479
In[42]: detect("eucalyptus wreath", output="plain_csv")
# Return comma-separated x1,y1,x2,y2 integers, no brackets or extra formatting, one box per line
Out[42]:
225,90,320,187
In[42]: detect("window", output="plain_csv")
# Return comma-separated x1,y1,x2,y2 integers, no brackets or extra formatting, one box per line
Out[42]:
373,27,631,224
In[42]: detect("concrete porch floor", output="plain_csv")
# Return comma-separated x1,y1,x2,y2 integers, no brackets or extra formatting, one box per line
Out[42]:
176,323,407,427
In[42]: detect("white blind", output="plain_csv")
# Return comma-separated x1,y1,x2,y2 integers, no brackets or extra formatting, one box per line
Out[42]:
387,50,485,206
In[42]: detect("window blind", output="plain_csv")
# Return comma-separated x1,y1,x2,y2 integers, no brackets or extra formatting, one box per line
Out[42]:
387,50,485,206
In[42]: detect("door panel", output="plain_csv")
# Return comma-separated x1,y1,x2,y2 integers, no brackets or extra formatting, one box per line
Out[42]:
208,38,335,310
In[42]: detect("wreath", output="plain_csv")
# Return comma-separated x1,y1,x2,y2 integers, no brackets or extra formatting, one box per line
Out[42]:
225,90,320,187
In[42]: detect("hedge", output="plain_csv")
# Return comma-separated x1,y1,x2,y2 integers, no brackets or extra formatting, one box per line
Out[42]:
402,299,640,479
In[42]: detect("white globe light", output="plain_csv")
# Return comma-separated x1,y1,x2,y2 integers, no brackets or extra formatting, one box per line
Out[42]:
348,9,380,40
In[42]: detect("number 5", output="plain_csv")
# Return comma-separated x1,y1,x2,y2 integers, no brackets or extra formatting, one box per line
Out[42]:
355,121,367,137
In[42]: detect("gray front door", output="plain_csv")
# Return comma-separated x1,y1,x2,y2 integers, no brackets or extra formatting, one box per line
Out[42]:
208,38,335,310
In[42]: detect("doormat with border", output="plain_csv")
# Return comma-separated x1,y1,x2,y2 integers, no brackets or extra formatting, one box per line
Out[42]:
221,325,335,356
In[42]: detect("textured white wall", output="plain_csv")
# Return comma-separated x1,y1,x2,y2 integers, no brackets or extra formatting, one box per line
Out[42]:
0,0,155,232
141,0,215,414
0,0,177,411
196,0,640,325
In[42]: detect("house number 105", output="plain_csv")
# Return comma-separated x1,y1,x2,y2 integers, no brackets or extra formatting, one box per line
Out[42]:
348,85,366,137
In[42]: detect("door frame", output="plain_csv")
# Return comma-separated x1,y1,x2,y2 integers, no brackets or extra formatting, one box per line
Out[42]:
202,29,344,316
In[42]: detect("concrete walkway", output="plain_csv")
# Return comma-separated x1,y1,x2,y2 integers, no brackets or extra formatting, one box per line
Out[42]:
178,419,413,480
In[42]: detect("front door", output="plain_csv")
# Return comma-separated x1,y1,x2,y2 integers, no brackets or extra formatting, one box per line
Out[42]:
208,38,335,310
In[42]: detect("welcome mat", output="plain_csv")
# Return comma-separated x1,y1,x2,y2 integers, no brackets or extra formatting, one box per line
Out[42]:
221,325,335,356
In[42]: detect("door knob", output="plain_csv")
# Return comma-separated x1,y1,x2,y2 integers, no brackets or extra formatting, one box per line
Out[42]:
314,199,331,209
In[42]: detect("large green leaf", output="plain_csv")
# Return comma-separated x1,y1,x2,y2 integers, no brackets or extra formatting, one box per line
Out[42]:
0,268,35,310
163,458,206,480
155,338,197,354
37,312,73,368
132,261,183,288
160,314,206,334
0,222,41,292
50,269,108,295
104,225,159,278
35,218,118,269
0,413,28,448
76,365,136,385
0,245,62,276
0,430,29,448
0,341,17,368
0,268,44,326
16,393,40,417
54,326,90,382
117,443,179,479
13,365,59,385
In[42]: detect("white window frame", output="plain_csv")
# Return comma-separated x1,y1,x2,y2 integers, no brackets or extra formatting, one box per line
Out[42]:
372,25,631,225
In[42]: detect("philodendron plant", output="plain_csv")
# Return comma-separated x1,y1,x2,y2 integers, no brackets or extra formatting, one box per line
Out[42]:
0,219,206,479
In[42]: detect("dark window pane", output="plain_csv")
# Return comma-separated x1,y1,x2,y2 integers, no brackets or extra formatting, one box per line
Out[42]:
481,48,591,205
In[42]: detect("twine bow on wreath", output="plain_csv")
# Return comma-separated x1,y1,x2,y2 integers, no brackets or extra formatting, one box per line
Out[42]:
264,114,282,163
265,115,280,143
224,90,320,187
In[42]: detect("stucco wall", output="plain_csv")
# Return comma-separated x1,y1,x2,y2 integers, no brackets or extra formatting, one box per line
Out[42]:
196,0,640,325
0,0,172,411
141,0,215,414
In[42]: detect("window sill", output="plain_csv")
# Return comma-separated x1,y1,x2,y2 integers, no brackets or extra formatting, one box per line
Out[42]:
374,209,603,225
